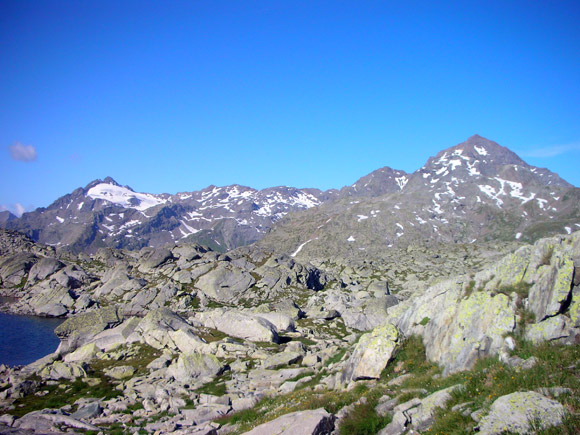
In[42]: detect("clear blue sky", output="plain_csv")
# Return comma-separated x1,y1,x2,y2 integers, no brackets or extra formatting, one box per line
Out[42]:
1,0,579,215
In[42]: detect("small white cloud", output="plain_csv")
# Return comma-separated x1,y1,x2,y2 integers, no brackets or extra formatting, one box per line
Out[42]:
14,203,26,217
0,203,28,217
9,142,37,162
519,143,580,158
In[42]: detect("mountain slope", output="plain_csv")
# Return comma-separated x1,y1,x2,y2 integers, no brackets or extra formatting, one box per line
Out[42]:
4,177,338,254
3,135,578,256
257,135,580,260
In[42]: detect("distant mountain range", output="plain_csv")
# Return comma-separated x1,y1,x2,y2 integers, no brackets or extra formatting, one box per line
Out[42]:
2,135,579,256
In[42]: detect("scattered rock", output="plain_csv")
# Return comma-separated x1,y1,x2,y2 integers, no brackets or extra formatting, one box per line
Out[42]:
477,391,565,435
243,408,335,434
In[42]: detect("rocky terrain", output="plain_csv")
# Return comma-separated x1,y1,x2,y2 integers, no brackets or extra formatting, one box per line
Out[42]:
0,226,579,434
0,135,579,434
3,136,579,260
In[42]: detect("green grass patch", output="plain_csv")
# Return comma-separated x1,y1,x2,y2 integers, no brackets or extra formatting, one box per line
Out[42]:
10,343,160,418
325,348,347,366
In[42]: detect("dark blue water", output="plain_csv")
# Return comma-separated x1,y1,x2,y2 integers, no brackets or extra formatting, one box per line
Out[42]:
0,311,63,367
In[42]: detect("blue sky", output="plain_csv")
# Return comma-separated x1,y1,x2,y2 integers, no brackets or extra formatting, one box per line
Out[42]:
1,0,579,215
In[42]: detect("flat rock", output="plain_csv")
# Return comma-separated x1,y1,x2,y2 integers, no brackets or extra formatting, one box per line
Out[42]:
242,408,335,434
478,391,565,435
262,352,303,370
195,309,279,343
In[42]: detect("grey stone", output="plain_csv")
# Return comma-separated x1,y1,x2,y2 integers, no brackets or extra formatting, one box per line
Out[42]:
27,257,65,284
104,365,136,380
262,352,303,370
195,309,279,343
196,263,256,302
242,408,335,434
524,315,573,344
341,323,399,383
478,391,565,434
167,352,223,383
71,401,103,420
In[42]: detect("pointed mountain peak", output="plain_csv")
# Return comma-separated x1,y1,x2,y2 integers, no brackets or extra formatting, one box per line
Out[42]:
426,135,528,171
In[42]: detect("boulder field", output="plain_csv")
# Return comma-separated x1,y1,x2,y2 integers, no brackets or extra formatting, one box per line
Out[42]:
0,229,579,433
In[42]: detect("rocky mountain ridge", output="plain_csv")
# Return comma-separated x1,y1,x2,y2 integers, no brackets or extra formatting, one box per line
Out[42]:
4,136,579,259
3,177,338,254
258,135,580,261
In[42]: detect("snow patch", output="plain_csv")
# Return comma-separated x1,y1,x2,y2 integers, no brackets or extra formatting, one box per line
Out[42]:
515,233,522,240
77,202,84,210
357,215,369,222
87,183,166,211
347,235,356,242
565,227,572,235
56,216,64,223
291,238,318,257
474,145,488,156
395,176,408,190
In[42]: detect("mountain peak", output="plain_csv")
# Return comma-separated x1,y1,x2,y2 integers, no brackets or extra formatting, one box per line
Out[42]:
84,176,122,191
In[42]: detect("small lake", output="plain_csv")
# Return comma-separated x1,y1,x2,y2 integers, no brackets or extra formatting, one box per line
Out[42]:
0,301,64,367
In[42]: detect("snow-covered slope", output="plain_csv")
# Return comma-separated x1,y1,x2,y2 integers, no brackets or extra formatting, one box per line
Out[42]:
87,183,167,211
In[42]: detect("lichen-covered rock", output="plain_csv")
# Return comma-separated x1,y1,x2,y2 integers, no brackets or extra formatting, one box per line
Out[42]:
166,353,223,383
569,288,580,327
104,365,136,380
262,352,303,370
26,257,65,285
524,315,573,344
0,252,37,287
395,279,516,375
341,323,399,383
196,263,256,302
136,308,192,350
478,391,565,434
55,306,124,339
137,247,174,272
243,408,335,435
528,254,575,321
342,296,399,331
64,342,100,363
194,309,279,343
54,306,124,354
40,361,87,380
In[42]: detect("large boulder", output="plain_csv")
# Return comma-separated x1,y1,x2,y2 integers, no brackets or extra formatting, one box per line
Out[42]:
54,306,124,354
528,254,575,321
341,323,400,383
243,408,335,435
196,263,256,302
0,252,37,287
524,315,574,344
478,392,565,434
394,279,516,375
26,257,65,284
136,308,195,350
194,309,279,343
342,296,399,331
93,265,145,298
138,247,174,273
166,353,223,383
